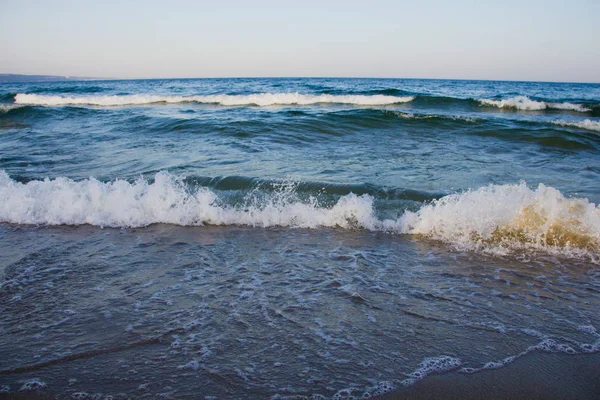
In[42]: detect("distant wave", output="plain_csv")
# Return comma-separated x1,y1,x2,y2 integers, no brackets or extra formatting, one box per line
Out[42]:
29,85,109,94
1,171,598,259
385,111,480,123
551,119,600,132
478,96,590,112
13,93,597,115
14,93,414,107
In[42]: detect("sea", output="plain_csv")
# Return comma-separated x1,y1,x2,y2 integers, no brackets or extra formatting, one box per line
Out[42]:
0,78,599,399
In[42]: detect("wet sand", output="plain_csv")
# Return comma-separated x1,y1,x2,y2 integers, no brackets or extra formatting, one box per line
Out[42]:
2,353,597,399
377,352,600,400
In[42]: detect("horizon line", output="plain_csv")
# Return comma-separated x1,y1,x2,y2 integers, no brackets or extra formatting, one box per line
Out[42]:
1,73,599,85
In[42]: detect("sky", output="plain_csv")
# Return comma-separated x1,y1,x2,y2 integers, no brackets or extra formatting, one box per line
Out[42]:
1,0,599,82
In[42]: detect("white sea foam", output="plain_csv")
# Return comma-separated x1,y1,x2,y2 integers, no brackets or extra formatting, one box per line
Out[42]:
551,119,600,132
548,102,591,112
14,93,414,107
396,182,600,256
0,171,379,229
1,172,598,258
478,96,590,112
19,378,46,391
399,356,462,387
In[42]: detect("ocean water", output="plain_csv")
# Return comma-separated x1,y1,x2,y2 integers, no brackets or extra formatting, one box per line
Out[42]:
0,78,599,399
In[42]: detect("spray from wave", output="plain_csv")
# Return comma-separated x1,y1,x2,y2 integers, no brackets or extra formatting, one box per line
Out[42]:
478,96,590,112
14,93,414,107
1,171,598,259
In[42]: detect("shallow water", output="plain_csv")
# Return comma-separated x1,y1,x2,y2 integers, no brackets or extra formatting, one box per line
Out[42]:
1,78,599,398
1,224,599,398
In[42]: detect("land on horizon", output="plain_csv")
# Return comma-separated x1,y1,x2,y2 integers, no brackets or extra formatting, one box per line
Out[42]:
0,74,102,83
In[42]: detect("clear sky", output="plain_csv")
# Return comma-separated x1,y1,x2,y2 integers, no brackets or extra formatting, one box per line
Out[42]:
1,0,599,82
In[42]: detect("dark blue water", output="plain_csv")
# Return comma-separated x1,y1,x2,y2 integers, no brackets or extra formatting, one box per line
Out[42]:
1,79,599,194
1,78,599,399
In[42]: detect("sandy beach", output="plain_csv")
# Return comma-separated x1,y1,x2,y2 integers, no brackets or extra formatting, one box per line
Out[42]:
378,352,600,400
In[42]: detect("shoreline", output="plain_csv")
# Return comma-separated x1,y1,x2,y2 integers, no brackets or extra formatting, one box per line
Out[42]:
376,352,600,400
1,353,598,399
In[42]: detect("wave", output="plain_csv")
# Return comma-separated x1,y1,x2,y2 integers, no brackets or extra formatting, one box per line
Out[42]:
551,119,600,133
0,171,381,229
383,110,479,123
29,85,108,94
478,96,590,112
12,93,597,116
0,92,17,103
359,88,414,97
1,171,598,259
0,104,26,113
399,182,600,258
14,93,414,107
187,175,440,202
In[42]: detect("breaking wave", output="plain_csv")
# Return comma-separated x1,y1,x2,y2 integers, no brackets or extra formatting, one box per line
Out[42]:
478,96,590,112
1,171,598,259
14,93,414,107
399,182,600,258
551,119,600,132
0,171,380,229
0,104,26,113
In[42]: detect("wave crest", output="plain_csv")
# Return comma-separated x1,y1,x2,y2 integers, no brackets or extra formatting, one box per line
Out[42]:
1,172,598,259
14,93,414,107
551,119,600,132
399,182,600,257
478,96,590,112
0,171,379,229
0,104,26,113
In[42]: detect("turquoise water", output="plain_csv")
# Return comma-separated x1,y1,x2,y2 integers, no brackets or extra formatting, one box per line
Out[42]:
0,78,599,398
